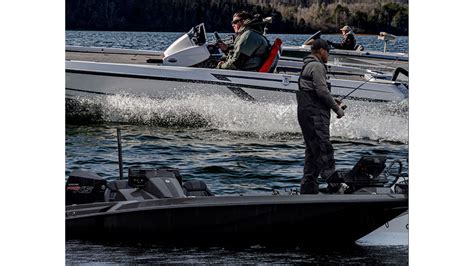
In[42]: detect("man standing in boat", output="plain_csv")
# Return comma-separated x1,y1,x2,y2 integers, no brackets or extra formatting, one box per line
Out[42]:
327,25,357,50
216,11,270,71
297,39,345,194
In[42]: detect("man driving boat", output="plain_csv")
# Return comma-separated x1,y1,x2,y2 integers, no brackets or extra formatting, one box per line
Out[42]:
327,25,357,50
216,11,270,71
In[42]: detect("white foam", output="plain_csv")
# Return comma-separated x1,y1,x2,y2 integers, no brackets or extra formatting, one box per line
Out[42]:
71,94,408,143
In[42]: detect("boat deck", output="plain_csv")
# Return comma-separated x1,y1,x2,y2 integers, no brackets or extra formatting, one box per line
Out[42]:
65,49,407,83
66,51,164,65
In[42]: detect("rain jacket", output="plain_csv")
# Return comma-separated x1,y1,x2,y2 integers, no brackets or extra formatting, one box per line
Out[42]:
298,55,342,116
296,55,343,193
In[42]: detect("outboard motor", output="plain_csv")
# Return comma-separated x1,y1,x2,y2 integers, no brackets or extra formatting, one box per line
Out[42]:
66,170,107,205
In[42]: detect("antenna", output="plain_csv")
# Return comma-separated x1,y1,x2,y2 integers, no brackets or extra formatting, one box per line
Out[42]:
117,128,124,180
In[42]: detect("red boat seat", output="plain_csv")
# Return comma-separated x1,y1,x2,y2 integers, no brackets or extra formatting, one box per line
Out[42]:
259,38,282,73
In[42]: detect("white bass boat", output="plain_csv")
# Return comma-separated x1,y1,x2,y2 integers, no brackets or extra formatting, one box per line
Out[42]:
66,24,408,105
279,31,408,75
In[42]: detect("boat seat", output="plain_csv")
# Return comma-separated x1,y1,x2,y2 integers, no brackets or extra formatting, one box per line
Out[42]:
183,180,214,197
107,179,130,191
259,38,282,73
104,179,130,201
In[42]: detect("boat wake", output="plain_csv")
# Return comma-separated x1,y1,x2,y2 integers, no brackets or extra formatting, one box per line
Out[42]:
66,94,408,144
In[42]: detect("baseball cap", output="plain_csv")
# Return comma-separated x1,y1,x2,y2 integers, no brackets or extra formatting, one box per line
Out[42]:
340,25,352,31
310,39,330,52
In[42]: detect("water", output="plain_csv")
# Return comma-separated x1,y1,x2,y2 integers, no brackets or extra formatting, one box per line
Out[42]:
65,31,408,264
66,241,408,264
66,31,409,54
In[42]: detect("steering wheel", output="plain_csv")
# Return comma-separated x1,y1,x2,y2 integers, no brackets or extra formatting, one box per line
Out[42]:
214,32,222,46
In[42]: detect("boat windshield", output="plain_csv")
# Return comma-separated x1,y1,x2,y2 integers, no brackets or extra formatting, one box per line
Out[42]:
187,23,207,46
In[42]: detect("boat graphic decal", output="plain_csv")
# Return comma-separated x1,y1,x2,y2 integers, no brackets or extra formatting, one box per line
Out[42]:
226,86,255,101
211,74,231,81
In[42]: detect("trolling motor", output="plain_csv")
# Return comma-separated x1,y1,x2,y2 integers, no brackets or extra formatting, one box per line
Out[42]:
323,156,405,194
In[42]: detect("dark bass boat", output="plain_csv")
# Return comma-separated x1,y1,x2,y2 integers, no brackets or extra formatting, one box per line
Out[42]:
66,131,408,246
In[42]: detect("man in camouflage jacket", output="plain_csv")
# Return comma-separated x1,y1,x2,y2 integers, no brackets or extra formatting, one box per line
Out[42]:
217,11,270,71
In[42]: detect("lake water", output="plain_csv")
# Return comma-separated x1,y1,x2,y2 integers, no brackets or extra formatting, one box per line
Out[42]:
65,31,408,264
66,31,408,54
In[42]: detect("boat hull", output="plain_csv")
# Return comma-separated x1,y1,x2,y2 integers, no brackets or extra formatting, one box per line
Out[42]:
66,194,407,246
66,60,408,104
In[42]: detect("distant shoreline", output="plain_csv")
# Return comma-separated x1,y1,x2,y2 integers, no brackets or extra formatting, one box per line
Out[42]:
66,0,408,36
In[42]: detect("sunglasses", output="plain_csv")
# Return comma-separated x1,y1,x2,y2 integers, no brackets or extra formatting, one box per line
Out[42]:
232,18,243,25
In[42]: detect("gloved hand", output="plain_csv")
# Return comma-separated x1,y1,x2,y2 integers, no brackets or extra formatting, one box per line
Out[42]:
335,99,347,110
336,107,344,119
217,42,229,52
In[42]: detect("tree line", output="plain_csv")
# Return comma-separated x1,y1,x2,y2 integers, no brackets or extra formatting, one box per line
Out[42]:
66,0,408,35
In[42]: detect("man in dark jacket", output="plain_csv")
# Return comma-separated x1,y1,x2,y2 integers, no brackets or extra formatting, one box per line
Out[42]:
296,39,345,194
216,11,270,71
328,25,356,50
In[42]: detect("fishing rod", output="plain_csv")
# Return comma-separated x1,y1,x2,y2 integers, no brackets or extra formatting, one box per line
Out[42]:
338,77,372,102
333,73,378,111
